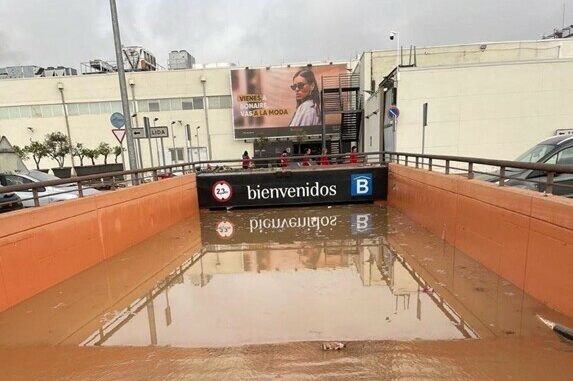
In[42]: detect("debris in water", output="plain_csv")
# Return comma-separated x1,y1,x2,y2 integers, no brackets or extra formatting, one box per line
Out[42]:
322,342,345,351
422,286,434,294
537,315,573,343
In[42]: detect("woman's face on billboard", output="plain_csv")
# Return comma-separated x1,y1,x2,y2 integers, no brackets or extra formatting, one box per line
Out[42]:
292,75,314,101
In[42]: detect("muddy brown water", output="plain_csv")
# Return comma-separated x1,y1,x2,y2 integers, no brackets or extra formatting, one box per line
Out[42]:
1,204,572,380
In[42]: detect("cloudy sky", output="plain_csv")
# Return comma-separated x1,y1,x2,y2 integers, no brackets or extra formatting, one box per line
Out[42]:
0,0,571,70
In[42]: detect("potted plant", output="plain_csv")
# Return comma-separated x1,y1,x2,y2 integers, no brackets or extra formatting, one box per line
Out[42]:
45,132,72,178
72,143,88,167
24,140,49,172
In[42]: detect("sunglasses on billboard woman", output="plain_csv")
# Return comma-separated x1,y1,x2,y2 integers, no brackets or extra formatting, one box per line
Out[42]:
290,82,308,91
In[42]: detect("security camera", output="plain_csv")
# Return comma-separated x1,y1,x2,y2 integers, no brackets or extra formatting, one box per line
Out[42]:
389,31,397,40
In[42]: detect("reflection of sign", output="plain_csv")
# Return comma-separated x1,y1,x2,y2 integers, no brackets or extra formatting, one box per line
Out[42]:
351,213,372,234
351,173,373,196
387,105,400,119
216,220,235,239
231,64,347,139
110,112,125,128
211,180,233,203
112,129,126,144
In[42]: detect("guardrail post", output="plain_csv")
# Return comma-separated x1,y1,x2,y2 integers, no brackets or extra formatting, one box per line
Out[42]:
111,176,117,190
499,166,505,187
445,159,450,174
152,170,158,181
77,181,84,197
415,156,419,168
405,155,408,166
468,162,474,179
429,158,433,171
32,188,40,207
546,172,555,194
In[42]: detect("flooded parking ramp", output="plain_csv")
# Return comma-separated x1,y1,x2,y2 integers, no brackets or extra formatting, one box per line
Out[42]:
82,206,475,347
1,205,572,380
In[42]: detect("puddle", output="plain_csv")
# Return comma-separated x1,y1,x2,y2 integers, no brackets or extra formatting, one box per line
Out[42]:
80,205,478,347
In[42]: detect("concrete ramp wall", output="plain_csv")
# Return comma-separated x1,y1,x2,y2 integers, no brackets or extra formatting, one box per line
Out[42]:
0,175,198,312
388,164,573,318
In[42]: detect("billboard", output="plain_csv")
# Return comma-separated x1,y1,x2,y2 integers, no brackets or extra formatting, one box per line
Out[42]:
231,64,347,139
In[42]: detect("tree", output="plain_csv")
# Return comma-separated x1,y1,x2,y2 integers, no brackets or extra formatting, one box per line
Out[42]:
84,148,100,165
44,132,70,168
113,145,124,163
254,134,269,156
12,145,29,161
25,141,49,170
97,142,112,165
72,143,89,166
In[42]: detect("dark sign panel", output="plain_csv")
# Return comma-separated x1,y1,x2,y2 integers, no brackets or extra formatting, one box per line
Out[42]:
197,166,388,209
231,64,347,139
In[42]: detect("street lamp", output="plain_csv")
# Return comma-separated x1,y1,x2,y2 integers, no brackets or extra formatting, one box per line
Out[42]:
57,82,76,175
170,121,177,164
153,117,165,166
195,125,201,162
200,76,213,160
389,31,400,78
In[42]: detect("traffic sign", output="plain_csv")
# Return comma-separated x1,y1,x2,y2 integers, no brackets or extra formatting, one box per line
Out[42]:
110,112,125,128
132,128,145,138
112,129,126,143
131,127,169,139
387,105,400,119
149,126,169,138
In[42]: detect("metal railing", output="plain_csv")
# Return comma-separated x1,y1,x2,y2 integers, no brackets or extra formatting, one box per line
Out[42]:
1,151,572,210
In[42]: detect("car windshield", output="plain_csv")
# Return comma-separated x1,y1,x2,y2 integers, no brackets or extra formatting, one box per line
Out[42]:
514,144,555,163
26,171,60,182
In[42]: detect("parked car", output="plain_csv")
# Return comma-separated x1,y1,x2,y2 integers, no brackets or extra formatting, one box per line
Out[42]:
0,170,100,207
477,135,573,197
0,186,23,213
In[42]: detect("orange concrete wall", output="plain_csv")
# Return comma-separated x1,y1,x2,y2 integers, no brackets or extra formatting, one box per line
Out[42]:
388,164,573,318
0,174,199,312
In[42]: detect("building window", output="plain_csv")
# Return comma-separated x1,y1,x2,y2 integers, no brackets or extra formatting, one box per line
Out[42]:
78,103,90,115
0,107,10,119
159,99,171,111
208,96,231,109
148,101,160,112
111,102,122,113
67,104,79,116
31,105,42,118
138,100,149,112
89,102,101,115
19,106,32,118
170,98,182,110
52,104,64,117
193,97,204,109
169,147,185,162
41,105,53,118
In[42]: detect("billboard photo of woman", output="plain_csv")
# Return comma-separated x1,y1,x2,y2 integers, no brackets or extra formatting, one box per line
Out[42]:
289,68,321,127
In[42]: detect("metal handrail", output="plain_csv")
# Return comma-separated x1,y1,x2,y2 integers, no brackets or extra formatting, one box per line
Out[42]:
2,151,572,206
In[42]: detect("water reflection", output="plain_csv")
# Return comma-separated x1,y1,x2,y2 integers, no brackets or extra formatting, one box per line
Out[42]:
82,206,476,348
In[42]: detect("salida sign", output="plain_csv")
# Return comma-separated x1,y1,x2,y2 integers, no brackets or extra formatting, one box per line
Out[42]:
197,167,387,209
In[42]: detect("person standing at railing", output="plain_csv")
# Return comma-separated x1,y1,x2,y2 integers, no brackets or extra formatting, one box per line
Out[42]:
319,148,329,166
242,151,252,169
349,146,358,164
301,148,312,166
280,149,289,168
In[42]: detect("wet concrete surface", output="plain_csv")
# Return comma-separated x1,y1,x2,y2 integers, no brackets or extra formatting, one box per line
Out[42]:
1,204,572,380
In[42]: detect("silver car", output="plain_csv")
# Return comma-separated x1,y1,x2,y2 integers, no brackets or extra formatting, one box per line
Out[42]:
0,170,100,207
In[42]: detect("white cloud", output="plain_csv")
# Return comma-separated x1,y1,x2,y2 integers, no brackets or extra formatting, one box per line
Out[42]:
0,0,571,70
